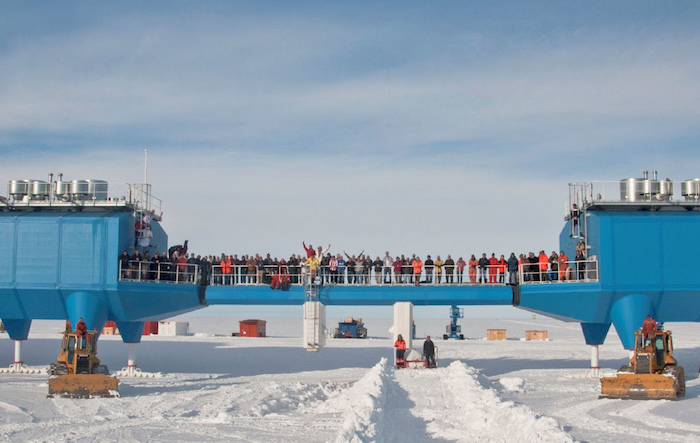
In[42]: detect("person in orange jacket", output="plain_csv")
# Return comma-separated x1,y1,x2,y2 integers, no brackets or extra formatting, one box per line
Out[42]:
394,334,407,368
221,254,232,285
558,251,569,281
538,250,549,282
468,255,478,284
412,257,423,286
488,253,499,283
270,270,281,290
498,254,507,283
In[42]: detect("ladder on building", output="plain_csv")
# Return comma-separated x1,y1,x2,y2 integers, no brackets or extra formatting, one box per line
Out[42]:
303,268,325,351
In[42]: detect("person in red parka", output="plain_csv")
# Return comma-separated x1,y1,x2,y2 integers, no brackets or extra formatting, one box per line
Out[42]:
75,317,88,347
76,317,87,336
302,241,316,258
642,315,658,344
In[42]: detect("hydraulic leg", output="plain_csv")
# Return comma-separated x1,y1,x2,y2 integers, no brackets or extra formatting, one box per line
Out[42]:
590,344,600,377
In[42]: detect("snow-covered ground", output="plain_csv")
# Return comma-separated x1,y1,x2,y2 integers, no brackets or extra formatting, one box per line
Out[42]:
1,316,700,442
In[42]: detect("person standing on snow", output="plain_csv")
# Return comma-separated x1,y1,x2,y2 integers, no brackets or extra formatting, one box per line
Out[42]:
423,335,436,368
394,334,407,368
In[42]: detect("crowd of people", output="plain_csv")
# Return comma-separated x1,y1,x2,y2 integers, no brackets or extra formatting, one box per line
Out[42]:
119,239,595,287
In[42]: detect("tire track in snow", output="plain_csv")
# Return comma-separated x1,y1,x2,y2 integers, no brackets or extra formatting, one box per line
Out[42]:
501,369,700,443
325,359,573,443
393,361,574,443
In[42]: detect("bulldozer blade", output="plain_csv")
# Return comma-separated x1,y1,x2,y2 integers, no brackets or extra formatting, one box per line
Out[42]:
48,374,119,398
600,373,681,400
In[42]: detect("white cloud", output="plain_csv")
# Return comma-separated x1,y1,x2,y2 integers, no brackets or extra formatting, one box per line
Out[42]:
2,10,699,158
2,4,700,261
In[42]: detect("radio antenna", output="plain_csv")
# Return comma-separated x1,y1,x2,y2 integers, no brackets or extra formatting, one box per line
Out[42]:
144,149,148,184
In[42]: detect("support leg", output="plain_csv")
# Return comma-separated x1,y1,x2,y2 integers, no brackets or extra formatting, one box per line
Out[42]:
590,344,600,377
127,343,137,370
0,339,41,374
609,294,654,349
13,340,23,369
303,301,326,352
390,302,414,360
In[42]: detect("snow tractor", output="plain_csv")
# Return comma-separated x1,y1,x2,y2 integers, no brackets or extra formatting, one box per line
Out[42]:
48,330,118,398
600,329,685,400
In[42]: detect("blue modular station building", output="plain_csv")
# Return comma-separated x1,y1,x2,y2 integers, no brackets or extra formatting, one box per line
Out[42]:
1,171,700,371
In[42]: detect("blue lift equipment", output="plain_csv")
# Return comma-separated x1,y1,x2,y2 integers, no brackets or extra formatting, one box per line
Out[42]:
443,305,464,340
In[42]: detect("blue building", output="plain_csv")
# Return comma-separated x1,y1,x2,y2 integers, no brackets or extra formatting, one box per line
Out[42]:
2,171,700,370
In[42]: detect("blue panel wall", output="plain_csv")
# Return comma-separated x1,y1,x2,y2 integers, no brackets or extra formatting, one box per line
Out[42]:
16,219,59,285
0,219,15,284
60,219,104,286
149,221,168,257
662,218,700,287
610,216,662,288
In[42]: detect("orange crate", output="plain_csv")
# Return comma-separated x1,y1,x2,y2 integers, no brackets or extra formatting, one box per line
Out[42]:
525,330,548,340
487,329,507,340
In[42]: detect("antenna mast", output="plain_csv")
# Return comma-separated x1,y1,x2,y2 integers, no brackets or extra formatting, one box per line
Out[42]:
144,149,148,184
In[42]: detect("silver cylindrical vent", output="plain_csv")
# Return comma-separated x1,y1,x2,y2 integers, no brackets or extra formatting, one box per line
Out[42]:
71,179,89,198
30,180,50,200
87,180,108,200
9,180,30,200
682,179,700,201
54,181,71,200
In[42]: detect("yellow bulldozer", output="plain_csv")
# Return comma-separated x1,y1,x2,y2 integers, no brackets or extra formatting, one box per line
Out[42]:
48,330,119,398
600,329,685,400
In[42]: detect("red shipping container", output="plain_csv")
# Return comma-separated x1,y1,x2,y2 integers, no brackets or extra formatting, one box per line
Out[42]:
239,319,266,337
143,321,159,336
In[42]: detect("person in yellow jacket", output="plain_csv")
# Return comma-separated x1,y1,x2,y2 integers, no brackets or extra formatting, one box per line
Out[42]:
394,334,407,368
305,254,320,283
433,256,444,284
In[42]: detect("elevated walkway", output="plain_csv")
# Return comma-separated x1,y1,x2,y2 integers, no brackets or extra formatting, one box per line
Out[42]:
204,283,514,306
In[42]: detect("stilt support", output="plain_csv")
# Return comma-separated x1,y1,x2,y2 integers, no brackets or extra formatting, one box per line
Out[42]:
0,340,44,374
114,342,161,378
390,302,414,350
303,301,326,352
590,344,600,377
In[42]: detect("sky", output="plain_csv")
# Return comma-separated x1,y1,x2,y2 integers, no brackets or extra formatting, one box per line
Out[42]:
2,1,700,265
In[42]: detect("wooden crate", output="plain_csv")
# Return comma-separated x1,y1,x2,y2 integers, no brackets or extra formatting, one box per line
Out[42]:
487,329,507,340
525,330,548,341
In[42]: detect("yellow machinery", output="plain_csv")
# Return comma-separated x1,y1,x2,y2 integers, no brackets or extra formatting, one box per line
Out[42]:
600,329,685,400
48,330,118,398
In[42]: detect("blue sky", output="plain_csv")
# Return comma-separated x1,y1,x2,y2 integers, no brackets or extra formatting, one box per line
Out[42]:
2,1,700,267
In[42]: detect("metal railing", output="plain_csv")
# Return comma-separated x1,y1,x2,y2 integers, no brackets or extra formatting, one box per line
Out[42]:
204,264,512,287
118,261,199,284
565,180,695,211
518,259,599,285
2,181,163,215
118,260,599,287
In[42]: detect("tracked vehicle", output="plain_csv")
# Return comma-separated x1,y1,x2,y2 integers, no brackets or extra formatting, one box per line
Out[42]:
600,329,684,400
48,330,118,398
